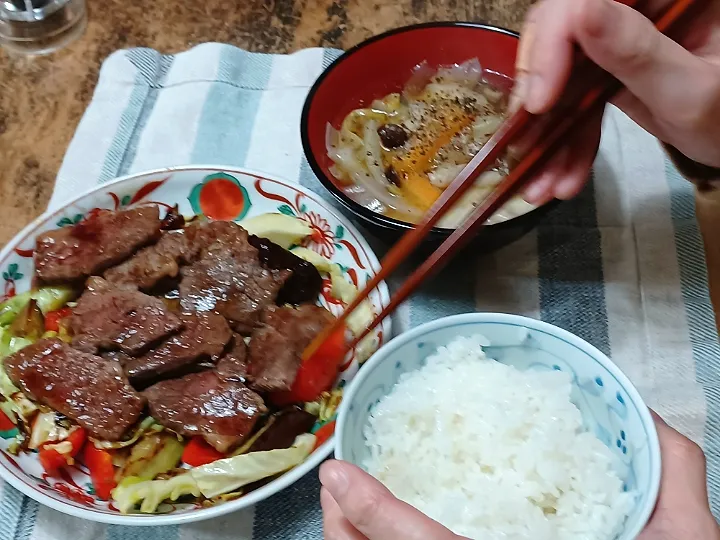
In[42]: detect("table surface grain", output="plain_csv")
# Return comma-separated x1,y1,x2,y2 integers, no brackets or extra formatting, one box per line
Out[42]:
2,0,720,320
0,0,530,245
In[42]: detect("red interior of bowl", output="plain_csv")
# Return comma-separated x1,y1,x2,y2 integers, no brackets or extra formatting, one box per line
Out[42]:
304,24,520,191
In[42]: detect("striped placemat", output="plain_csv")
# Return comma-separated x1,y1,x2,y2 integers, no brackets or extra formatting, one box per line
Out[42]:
1,43,716,539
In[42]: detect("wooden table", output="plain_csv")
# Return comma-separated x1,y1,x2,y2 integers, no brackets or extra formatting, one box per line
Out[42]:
2,0,720,319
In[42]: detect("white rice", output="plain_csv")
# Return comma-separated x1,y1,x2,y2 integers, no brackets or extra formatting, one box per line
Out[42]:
363,336,635,540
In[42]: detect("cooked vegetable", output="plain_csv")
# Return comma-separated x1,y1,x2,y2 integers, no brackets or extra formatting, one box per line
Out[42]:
84,444,117,500
117,432,184,482
0,408,18,436
0,340,19,399
9,299,44,340
44,307,72,333
38,427,86,475
91,416,161,450
290,246,339,275
0,390,36,425
32,287,77,315
0,294,32,326
241,213,312,249
160,205,185,230
113,473,201,514
290,247,374,336
231,418,275,457
29,411,69,450
112,434,315,513
312,420,336,450
7,336,32,355
305,388,343,423
249,236,323,305
326,59,533,227
0,287,76,326
192,433,315,498
182,437,225,467
272,326,347,404
201,491,244,508
232,407,316,457
0,328,37,421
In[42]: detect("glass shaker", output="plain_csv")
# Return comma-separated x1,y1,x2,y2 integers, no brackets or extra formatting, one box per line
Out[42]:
0,0,86,55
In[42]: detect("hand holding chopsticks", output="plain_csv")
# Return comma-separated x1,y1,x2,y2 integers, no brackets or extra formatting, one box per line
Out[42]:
303,0,714,367
518,0,720,203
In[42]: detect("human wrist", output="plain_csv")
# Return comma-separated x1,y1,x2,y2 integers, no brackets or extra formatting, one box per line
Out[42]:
664,143,720,191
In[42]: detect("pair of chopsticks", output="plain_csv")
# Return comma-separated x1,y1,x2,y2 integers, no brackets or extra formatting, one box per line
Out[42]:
304,0,710,362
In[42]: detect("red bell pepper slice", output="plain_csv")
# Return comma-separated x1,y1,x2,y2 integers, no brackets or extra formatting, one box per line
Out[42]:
271,325,347,405
83,444,117,500
38,427,87,475
44,307,72,333
312,420,336,451
182,436,225,467
0,409,15,432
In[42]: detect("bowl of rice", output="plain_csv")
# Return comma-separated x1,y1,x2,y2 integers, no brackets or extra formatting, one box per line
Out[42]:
335,313,661,540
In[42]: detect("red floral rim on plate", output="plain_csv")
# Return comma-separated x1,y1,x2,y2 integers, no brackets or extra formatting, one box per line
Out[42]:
0,166,391,526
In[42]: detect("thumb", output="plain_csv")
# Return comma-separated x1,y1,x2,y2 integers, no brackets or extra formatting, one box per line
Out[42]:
650,411,710,509
319,460,463,540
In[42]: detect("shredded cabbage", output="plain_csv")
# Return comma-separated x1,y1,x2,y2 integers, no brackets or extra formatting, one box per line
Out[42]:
32,287,76,315
112,473,201,514
305,388,343,423
0,287,76,325
0,294,30,326
0,359,19,399
191,433,315,498
0,327,37,421
91,416,161,449
0,288,74,424
117,432,184,482
112,434,316,513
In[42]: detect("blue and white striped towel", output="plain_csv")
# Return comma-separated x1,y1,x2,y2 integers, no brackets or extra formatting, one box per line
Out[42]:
2,42,718,539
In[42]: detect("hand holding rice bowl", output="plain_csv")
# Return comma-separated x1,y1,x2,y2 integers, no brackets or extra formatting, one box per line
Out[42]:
336,313,661,540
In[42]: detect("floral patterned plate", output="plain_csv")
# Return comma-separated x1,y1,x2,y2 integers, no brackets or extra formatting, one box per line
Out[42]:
0,166,391,526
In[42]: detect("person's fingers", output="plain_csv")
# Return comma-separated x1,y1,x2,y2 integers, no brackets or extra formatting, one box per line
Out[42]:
523,149,568,205
321,487,367,540
639,411,719,540
517,0,720,130
521,107,602,203
650,410,709,507
551,108,603,200
575,0,720,123
319,461,462,540
523,0,577,113
510,3,541,113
